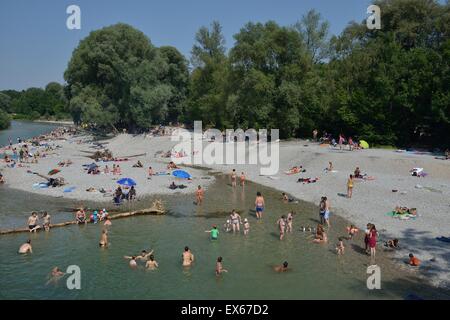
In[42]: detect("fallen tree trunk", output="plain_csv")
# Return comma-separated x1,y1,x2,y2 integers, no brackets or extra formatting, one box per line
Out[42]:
0,202,165,235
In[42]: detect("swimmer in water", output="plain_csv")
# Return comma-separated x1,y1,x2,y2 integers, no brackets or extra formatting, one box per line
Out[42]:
286,212,293,233
99,229,108,247
46,267,65,285
205,225,219,240
18,240,32,254
224,219,231,232
273,261,289,272
277,215,287,240
215,257,228,275
125,249,154,262
182,246,195,267
336,237,345,255
126,256,138,268
103,216,112,226
231,169,237,187
145,255,159,270
230,210,242,233
51,266,65,277
255,192,265,219
243,218,250,235
240,172,245,186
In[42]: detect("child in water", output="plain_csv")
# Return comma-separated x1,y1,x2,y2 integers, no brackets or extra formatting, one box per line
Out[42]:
205,225,219,240
224,220,231,232
336,237,345,255
215,257,228,275
243,218,250,235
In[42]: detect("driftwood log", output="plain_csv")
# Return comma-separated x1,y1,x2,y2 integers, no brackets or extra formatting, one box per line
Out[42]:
0,200,165,235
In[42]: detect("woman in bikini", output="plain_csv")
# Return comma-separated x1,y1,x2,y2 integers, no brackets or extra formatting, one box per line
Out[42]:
230,210,242,233
231,169,237,187
347,174,354,198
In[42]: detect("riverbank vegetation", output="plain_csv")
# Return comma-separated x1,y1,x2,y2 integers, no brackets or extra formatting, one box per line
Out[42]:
1,0,449,148
0,82,70,123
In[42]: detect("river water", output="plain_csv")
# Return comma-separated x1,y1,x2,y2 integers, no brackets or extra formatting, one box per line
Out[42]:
0,122,449,300
1,175,449,299
0,120,60,148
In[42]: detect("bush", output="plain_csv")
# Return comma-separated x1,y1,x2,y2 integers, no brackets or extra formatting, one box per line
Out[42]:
0,109,11,130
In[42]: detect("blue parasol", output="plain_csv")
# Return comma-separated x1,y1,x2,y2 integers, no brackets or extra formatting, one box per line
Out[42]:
116,177,137,186
172,170,191,179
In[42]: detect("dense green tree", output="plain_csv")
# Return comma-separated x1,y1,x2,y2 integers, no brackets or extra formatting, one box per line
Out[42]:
187,21,229,128
294,9,330,63
0,109,11,129
159,46,190,123
0,92,12,113
65,23,187,131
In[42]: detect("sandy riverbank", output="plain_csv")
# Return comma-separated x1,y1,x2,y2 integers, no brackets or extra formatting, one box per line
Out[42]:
1,131,450,289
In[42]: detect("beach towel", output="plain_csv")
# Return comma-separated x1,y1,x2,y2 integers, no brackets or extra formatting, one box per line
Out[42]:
154,172,170,176
63,186,77,193
385,211,417,220
33,183,49,189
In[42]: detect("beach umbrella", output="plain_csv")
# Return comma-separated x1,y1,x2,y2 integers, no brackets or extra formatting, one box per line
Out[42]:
360,140,369,149
116,177,136,187
48,168,60,176
172,170,191,179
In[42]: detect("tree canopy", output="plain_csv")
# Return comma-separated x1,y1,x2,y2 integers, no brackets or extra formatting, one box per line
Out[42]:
64,23,188,131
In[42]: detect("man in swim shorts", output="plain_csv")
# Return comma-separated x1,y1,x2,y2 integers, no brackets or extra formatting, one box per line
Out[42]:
255,192,265,219
27,212,40,232
75,209,87,224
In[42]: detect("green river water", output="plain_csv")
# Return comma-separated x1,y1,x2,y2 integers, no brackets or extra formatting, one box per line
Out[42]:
1,174,449,300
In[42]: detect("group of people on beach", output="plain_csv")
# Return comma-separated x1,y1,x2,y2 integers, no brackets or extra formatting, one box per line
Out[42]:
75,207,111,225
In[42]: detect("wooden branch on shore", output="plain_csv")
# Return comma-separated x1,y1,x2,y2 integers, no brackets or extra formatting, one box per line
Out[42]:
0,201,165,235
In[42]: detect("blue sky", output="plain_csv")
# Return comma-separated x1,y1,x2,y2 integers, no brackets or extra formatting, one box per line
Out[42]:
0,0,373,90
